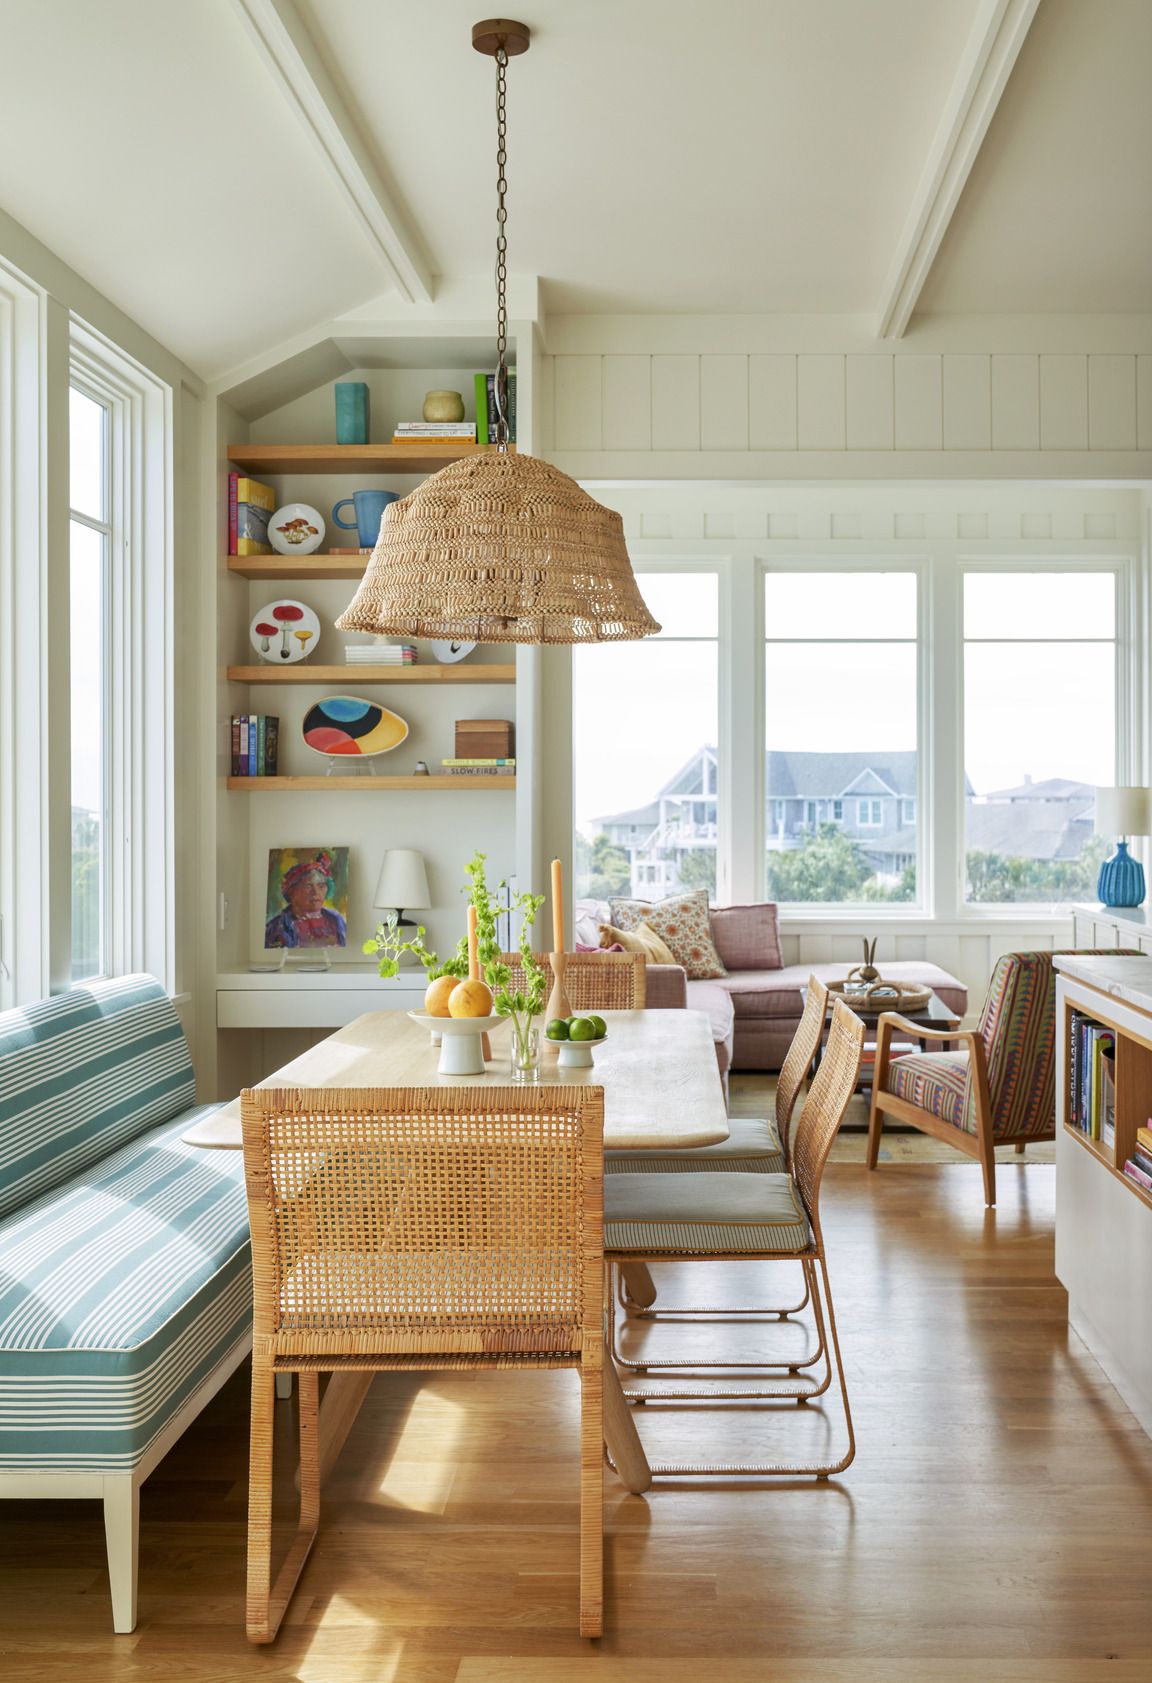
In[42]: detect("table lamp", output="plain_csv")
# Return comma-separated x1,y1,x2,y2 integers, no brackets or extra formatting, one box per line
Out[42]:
1094,787,1152,907
374,849,430,928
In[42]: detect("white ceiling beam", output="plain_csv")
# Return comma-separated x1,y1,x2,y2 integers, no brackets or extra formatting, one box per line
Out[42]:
875,0,1041,339
230,0,434,304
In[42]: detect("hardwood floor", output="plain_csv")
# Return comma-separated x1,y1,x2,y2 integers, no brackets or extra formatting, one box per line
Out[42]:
3,1163,1151,1680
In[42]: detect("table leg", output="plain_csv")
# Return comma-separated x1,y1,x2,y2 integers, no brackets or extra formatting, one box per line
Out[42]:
317,1372,374,1483
619,1260,658,1308
602,1353,651,1494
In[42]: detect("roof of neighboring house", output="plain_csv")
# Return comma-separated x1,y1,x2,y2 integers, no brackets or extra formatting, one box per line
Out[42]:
598,801,659,828
765,749,919,799
966,802,1093,861
981,777,1094,802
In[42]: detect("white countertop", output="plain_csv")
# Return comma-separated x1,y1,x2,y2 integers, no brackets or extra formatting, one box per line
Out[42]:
1054,952,1152,1013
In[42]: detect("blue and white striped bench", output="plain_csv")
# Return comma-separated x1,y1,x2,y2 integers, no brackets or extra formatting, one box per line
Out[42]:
0,975,250,1632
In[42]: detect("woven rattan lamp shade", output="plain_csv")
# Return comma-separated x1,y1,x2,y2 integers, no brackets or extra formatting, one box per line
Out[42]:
335,452,661,644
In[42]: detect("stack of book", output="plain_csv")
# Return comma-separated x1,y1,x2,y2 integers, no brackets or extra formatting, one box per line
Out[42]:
1122,1124,1152,1192
231,715,279,776
441,758,516,777
227,474,276,556
474,372,517,443
344,644,416,665
392,421,477,445
1069,1010,1117,1145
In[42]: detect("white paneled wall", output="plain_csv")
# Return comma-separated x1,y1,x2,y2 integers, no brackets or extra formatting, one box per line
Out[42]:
545,338,1152,475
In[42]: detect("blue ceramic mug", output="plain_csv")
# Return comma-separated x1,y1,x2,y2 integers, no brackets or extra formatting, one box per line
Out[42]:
332,489,398,548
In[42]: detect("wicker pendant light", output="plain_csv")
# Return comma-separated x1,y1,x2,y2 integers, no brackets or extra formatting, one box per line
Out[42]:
336,19,660,646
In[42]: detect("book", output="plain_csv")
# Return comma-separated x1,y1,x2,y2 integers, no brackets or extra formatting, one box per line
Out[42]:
1137,1124,1152,1156
391,435,477,446
230,714,279,775
257,714,266,777
441,757,516,766
1100,1043,1116,1148
266,715,279,775
393,421,476,435
1132,1146,1152,1178
328,546,375,555
1123,1158,1152,1192
231,476,276,557
443,766,515,776
474,371,517,444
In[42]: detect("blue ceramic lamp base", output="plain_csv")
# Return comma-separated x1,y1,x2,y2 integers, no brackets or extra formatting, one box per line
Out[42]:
1097,839,1146,908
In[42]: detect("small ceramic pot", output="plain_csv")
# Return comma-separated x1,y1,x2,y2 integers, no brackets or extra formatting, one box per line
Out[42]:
423,389,466,423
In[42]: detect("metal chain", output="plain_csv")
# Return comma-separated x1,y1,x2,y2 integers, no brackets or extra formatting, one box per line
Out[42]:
493,45,509,451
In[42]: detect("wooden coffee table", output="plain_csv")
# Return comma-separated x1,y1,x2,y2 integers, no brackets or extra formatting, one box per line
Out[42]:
810,987,961,1092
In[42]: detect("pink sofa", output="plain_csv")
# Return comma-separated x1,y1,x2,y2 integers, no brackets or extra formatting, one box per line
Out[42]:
578,898,968,1076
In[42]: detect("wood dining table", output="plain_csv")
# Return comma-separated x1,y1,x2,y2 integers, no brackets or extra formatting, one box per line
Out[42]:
184,1006,729,1494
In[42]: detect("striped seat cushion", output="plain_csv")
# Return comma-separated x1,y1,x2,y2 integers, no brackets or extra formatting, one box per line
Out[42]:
888,1050,970,1131
604,1170,811,1254
0,1106,250,1474
605,1116,784,1174
0,975,196,1223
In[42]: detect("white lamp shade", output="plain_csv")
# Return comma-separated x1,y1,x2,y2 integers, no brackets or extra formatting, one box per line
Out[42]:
1094,786,1152,837
374,849,430,910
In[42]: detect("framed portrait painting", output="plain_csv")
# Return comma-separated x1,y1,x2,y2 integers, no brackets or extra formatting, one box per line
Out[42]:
265,847,350,949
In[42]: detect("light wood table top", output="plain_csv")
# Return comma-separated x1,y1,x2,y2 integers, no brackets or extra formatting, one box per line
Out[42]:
184,1007,728,1152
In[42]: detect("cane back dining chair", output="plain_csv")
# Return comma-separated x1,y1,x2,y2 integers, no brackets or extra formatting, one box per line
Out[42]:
499,948,647,1011
602,999,864,1478
868,948,1137,1206
240,1083,605,1642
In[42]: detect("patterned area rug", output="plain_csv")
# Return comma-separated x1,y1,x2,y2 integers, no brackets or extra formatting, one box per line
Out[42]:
729,1073,1057,1164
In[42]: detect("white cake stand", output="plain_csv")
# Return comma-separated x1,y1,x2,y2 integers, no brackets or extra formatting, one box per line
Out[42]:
553,1034,607,1070
408,1011,505,1075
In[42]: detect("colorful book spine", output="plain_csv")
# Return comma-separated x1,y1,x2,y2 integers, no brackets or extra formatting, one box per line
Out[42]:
228,473,238,554
1132,1145,1152,1178
257,714,266,777
266,716,279,775
233,476,277,557
1122,1158,1152,1192
474,371,516,444
441,757,516,766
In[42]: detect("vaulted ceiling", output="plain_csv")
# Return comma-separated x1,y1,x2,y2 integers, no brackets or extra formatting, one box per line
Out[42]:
0,0,1147,379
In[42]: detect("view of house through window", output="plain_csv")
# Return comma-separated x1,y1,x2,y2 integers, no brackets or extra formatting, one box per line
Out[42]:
573,572,718,906
765,571,919,904
69,385,110,980
963,571,1115,904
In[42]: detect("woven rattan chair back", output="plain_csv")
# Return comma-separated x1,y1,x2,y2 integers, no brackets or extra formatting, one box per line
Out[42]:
499,950,647,1012
790,1000,864,1232
242,1084,605,1363
775,975,828,1164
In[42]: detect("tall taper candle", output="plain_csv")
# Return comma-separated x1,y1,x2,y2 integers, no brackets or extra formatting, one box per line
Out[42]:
551,857,565,954
467,903,480,981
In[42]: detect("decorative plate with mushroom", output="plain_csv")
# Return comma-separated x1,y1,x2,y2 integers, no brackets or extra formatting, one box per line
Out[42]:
268,502,326,556
249,599,322,664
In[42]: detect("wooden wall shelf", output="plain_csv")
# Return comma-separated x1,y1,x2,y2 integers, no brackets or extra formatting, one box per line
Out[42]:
227,775,516,792
227,443,513,475
227,664,516,685
228,554,368,580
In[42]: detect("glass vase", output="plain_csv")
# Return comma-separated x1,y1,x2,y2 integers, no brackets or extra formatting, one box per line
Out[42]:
509,1018,541,1083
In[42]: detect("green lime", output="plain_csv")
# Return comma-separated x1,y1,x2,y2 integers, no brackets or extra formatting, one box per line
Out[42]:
546,1019,570,1041
585,1014,607,1038
569,1018,597,1042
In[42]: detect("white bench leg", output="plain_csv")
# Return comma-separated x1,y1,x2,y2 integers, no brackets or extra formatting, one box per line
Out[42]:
102,1476,139,1633
275,1373,294,1400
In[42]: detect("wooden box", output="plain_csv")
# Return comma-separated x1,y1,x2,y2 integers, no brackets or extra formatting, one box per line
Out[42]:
455,718,514,759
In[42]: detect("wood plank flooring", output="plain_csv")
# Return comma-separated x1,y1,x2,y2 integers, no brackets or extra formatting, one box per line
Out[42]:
2,1163,1151,1680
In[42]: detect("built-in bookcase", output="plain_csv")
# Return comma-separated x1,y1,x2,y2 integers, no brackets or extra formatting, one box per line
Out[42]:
1063,998,1152,1209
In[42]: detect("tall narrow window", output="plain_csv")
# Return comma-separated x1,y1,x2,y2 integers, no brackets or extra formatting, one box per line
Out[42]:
69,385,110,980
573,573,718,904
765,572,918,904
963,571,1116,904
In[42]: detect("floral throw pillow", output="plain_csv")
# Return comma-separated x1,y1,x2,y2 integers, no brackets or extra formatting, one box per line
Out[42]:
609,889,728,980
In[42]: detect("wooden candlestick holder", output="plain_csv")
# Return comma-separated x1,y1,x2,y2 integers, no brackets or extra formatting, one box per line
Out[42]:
545,950,572,1027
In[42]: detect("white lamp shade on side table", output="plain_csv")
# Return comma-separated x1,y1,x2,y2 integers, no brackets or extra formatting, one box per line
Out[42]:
1094,787,1152,838
374,849,431,916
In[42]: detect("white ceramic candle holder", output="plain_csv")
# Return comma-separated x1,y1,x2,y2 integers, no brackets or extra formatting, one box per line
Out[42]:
408,1012,504,1075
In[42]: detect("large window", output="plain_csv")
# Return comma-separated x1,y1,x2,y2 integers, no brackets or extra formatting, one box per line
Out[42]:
963,571,1116,904
573,573,718,904
69,386,110,980
765,571,919,904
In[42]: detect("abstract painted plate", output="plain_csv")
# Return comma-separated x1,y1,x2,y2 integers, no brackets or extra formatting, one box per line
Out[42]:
301,696,409,757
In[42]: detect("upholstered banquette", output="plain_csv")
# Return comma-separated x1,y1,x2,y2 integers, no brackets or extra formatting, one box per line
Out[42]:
0,976,248,1632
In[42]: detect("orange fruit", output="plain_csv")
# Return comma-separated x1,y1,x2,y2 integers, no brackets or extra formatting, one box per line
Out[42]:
424,975,457,1017
448,978,494,1018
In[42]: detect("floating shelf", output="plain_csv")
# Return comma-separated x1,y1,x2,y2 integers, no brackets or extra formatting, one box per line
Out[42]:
227,443,513,475
227,664,516,685
228,553,369,581
227,775,516,792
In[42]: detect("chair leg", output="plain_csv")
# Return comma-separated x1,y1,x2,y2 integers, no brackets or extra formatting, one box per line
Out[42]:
866,1093,885,1169
617,1257,811,1322
579,1364,604,1639
618,1260,657,1309
247,1363,321,1644
102,1475,139,1633
1014,1139,1026,1154
610,1260,826,1375
977,1122,998,1206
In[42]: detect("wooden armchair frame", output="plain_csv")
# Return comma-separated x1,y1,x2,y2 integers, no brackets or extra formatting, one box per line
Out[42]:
867,1013,998,1205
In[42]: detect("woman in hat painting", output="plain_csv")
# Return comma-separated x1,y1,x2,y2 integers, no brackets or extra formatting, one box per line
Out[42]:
265,851,347,948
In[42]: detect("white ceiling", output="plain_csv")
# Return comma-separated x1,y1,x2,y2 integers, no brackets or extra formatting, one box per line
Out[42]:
0,0,1147,379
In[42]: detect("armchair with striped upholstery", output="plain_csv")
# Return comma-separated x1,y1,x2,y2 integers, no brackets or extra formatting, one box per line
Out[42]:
867,949,1136,1206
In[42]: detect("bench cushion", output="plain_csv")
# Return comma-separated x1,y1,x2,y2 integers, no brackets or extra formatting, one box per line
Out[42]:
0,1106,249,1473
0,975,196,1222
605,1116,784,1174
605,1170,811,1254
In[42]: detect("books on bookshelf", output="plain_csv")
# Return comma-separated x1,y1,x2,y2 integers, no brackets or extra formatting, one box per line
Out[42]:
1124,1125,1152,1190
441,757,515,776
228,475,276,556
344,645,416,665
1068,1010,1116,1143
392,421,477,444
474,371,516,444
230,715,279,777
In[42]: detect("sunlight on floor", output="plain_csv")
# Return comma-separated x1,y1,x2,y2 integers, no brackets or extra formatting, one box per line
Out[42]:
299,1601,406,1681
375,1387,463,1514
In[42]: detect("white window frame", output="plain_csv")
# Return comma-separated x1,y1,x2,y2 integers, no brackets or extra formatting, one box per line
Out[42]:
857,798,882,828
902,797,916,823
68,319,174,989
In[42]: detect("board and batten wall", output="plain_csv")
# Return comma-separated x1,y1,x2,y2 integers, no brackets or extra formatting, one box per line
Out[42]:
538,315,1152,481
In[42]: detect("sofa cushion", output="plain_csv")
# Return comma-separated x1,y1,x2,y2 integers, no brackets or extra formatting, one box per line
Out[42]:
610,890,728,980
709,903,783,972
599,921,678,965
605,1170,811,1254
714,960,969,1023
0,975,196,1223
685,979,735,1073
0,1105,250,1473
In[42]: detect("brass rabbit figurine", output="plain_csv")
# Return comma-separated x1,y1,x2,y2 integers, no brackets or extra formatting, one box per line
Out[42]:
848,937,881,986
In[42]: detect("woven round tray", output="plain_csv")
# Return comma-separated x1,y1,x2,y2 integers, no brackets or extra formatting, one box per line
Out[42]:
827,978,933,1016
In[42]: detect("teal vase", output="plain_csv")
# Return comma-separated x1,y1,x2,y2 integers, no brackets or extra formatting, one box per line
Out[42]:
1097,840,1145,908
